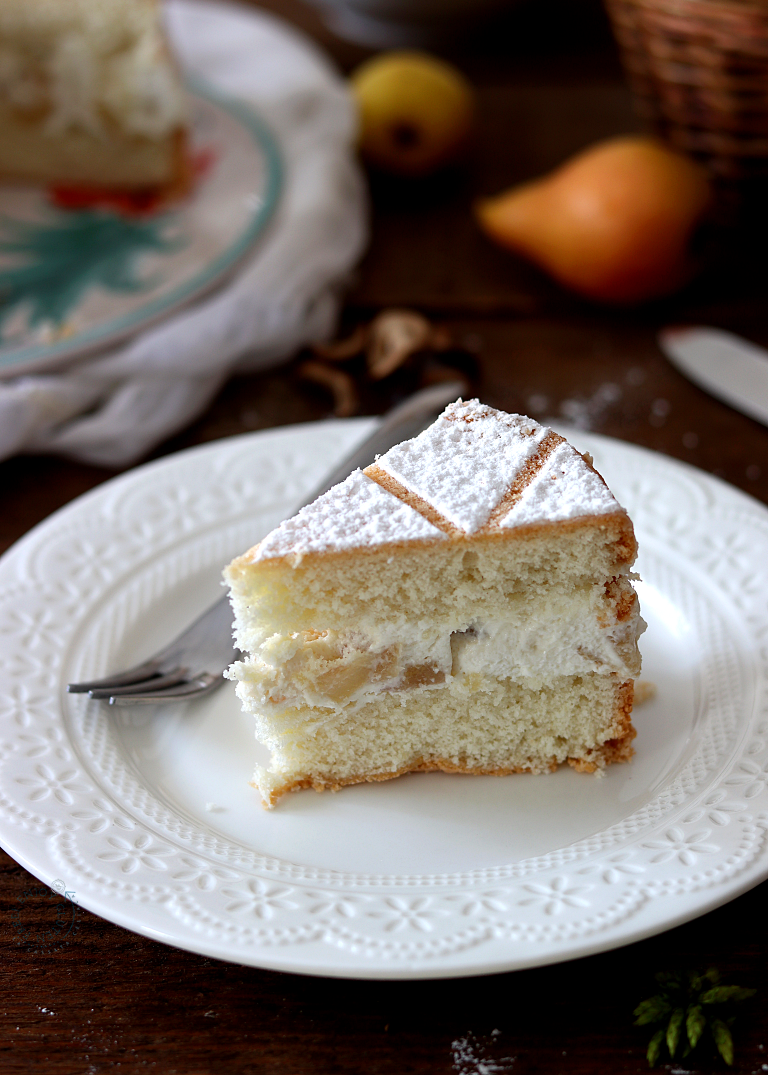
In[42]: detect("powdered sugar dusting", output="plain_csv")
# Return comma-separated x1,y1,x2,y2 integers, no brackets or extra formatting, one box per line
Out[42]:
451,1032,515,1074
500,441,620,529
251,470,445,560
377,400,548,533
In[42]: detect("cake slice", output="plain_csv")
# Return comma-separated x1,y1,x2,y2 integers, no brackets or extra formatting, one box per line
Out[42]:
0,0,187,189
225,401,644,808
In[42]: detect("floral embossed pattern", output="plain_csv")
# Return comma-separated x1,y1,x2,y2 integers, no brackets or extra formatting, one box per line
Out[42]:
0,421,767,979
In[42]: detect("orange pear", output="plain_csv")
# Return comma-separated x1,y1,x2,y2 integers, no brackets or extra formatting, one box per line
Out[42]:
475,137,711,304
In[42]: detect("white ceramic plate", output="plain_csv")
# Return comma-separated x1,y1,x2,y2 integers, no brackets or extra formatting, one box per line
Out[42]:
0,82,281,377
1,421,767,979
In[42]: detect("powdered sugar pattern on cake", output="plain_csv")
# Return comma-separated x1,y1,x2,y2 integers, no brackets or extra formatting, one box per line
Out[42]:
250,469,445,561
375,400,550,533
501,441,620,529
250,401,628,563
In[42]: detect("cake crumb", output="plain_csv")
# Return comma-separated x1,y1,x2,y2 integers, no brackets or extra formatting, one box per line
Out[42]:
205,802,225,812
634,681,657,706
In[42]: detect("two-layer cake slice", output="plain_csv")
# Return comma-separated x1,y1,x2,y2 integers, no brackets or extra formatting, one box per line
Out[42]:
0,0,187,189
225,401,644,808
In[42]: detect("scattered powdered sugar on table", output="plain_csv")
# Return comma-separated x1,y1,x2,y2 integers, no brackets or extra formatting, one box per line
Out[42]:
377,400,548,533
649,398,671,428
451,1031,515,1074
559,383,622,430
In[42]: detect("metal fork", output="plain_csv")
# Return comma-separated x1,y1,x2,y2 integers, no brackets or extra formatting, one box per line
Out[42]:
67,381,465,706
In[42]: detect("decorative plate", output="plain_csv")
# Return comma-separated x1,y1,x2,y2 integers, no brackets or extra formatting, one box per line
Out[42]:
1,421,767,980
0,81,281,377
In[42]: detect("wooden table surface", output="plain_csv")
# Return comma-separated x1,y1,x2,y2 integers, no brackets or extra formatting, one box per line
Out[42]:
2,1,768,1071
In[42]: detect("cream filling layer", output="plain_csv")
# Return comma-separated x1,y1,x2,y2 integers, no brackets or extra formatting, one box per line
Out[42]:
450,617,636,680
229,598,643,717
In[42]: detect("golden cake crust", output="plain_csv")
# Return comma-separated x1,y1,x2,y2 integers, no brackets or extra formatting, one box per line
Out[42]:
228,507,638,577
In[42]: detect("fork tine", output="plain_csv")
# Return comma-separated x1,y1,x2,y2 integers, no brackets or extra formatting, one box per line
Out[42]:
87,667,189,700
67,658,163,693
108,673,222,706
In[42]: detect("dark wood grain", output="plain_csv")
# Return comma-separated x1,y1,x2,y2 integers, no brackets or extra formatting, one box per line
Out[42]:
2,0,768,1071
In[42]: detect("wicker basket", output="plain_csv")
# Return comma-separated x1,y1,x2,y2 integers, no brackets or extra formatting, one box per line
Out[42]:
604,0,768,189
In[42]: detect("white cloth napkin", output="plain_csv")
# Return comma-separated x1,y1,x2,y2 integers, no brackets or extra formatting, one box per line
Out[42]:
0,0,367,468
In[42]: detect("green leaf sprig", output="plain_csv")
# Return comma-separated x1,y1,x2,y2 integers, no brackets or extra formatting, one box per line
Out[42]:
634,968,756,1067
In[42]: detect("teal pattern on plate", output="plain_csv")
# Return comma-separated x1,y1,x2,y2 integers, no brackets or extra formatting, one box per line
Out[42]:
0,211,182,337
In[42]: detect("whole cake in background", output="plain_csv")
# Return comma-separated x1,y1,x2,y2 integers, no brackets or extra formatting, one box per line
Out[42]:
225,400,644,808
0,0,187,189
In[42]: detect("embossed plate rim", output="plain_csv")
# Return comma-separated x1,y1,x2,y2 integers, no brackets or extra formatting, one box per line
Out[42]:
0,420,767,979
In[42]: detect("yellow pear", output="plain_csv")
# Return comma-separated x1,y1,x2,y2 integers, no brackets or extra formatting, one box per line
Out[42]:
475,137,712,304
350,51,474,178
